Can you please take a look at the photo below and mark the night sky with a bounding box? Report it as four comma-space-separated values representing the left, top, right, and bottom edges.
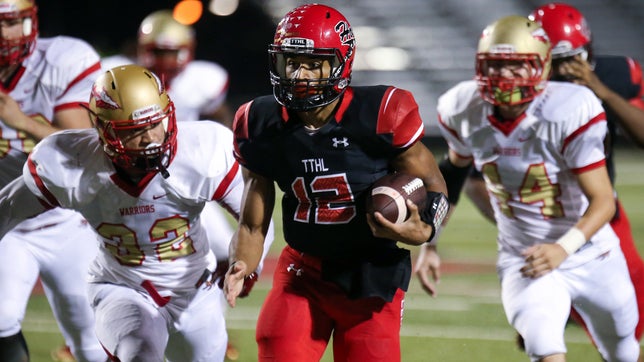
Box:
37, 0, 276, 109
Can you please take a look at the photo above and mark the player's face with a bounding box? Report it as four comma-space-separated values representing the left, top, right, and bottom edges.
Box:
285, 55, 331, 98
114, 120, 166, 152
0, 18, 23, 41
483, 59, 531, 80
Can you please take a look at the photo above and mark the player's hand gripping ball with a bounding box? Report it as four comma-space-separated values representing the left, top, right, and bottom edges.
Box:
366, 173, 427, 224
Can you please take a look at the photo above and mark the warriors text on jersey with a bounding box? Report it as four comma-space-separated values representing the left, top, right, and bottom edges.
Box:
438, 80, 618, 267
23, 121, 243, 294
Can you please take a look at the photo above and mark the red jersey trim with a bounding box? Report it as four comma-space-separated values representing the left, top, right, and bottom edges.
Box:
376, 87, 424, 147
626, 56, 644, 100
110, 171, 157, 198
570, 159, 606, 174
626, 57, 644, 93
27, 156, 60, 208
334, 87, 354, 123
212, 161, 240, 201
561, 112, 606, 153
54, 101, 90, 113
140, 280, 171, 307
232, 101, 252, 164
487, 113, 526, 137
58, 61, 101, 99
437, 114, 463, 143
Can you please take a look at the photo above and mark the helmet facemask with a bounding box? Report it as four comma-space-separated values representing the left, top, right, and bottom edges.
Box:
269, 44, 348, 111
89, 65, 178, 178
137, 10, 194, 85
476, 53, 547, 106
475, 15, 551, 107
0, 3, 37, 66
93, 102, 177, 178
269, 4, 355, 112
138, 45, 192, 85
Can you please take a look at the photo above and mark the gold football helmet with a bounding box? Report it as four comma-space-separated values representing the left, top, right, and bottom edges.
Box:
137, 10, 195, 84
88, 64, 177, 176
0, 0, 38, 66
475, 15, 551, 106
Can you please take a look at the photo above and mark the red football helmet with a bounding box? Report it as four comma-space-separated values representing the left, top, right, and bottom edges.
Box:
475, 15, 551, 106
269, 3, 356, 111
137, 10, 195, 85
528, 3, 592, 60
0, 0, 38, 66
88, 64, 177, 176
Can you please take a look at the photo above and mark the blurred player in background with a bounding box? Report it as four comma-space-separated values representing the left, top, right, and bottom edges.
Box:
529, 2, 644, 342
224, 4, 448, 361
0, 1, 106, 361
416, 15, 641, 361
461, 3, 644, 351
0, 64, 245, 361
100, 11, 273, 360
102, 9, 233, 127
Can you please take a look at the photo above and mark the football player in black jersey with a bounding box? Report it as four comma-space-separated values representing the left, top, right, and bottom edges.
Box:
223, 4, 448, 362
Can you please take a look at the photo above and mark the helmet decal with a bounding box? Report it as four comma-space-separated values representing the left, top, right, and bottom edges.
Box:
531, 28, 550, 45
89, 64, 178, 175
335, 20, 355, 70
91, 86, 121, 110
132, 104, 162, 120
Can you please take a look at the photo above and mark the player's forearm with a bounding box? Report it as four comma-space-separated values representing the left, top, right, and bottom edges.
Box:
601, 91, 644, 147
0, 177, 47, 239
10, 114, 62, 142
575, 193, 616, 240
229, 226, 266, 275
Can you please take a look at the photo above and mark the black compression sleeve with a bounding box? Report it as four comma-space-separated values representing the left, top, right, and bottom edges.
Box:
438, 156, 471, 205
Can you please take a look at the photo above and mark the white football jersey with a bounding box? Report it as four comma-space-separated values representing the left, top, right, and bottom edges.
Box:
0, 36, 100, 228
438, 80, 618, 267
0, 36, 100, 186
23, 121, 244, 293
100, 56, 229, 122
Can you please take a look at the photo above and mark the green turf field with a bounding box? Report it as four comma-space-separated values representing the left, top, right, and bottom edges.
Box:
23, 147, 644, 361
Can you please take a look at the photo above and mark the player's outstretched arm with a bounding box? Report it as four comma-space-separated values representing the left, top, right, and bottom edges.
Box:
224, 168, 275, 307
0, 177, 48, 239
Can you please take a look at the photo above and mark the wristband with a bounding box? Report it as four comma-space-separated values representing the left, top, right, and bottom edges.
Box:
420, 191, 449, 243
556, 227, 586, 255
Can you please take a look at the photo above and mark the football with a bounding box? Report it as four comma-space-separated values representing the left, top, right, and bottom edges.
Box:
366, 172, 427, 224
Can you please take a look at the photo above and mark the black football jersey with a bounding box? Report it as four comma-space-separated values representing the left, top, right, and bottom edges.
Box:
234, 85, 425, 259
593, 55, 644, 183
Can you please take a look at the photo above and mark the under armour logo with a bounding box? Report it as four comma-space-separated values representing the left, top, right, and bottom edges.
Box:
332, 137, 349, 148
287, 263, 303, 276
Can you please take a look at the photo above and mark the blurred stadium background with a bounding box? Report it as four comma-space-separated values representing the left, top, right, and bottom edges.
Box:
38, 0, 644, 136
26, 1, 644, 361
